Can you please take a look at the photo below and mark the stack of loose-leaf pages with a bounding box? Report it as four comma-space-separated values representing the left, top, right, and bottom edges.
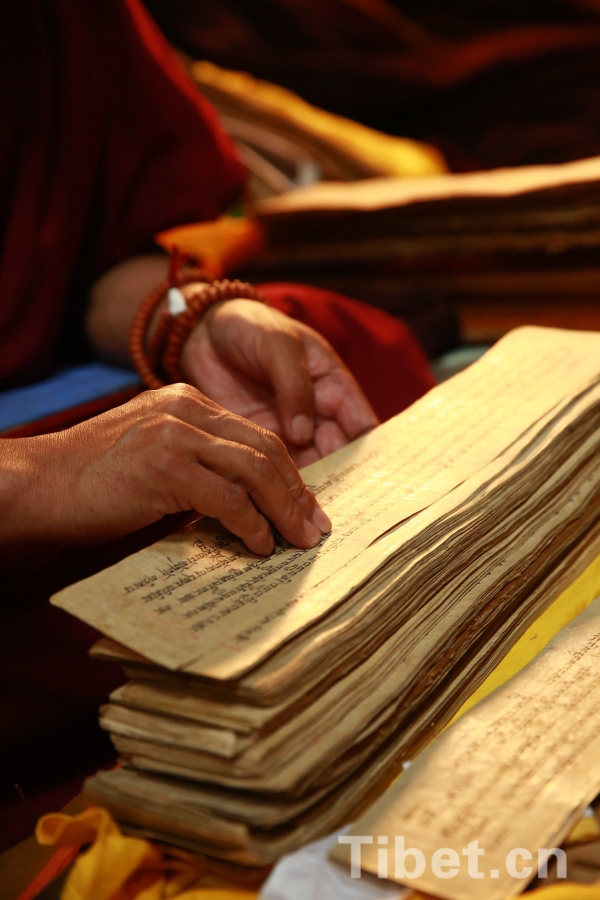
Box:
52, 327, 600, 871
245, 156, 600, 342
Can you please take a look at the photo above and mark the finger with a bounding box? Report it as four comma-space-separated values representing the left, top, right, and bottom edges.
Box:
211, 417, 332, 535
314, 419, 349, 458
136, 412, 274, 556
291, 444, 321, 468
199, 299, 315, 444
335, 374, 379, 440
155, 385, 331, 534
314, 369, 379, 441
257, 331, 316, 446
191, 431, 326, 549
296, 331, 379, 440
185, 464, 275, 556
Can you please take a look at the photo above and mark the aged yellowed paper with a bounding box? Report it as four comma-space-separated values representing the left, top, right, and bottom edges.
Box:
255, 154, 600, 216
333, 597, 600, 900
52, 328, 600, 675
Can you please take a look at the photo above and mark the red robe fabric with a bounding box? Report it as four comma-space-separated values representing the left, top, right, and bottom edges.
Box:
0, 0, 433, 411
0, 0, 246, 386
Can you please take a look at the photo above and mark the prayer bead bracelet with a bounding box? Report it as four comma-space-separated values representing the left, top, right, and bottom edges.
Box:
129, 254, 264, 390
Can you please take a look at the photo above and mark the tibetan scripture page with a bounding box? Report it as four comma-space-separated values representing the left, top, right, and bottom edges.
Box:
52, 328, 600, 678
332, 597, 600, 900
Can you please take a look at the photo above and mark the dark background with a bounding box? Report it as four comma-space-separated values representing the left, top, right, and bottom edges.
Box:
144, 0, 600, 171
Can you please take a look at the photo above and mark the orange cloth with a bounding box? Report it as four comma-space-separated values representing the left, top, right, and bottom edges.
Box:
156, 218, 265, 281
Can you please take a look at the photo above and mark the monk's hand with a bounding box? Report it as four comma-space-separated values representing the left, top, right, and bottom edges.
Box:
0, 385, 331, 553
180, 297, 379, 466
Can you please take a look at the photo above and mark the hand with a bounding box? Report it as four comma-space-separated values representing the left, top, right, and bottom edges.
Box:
0, 385, 331, 554
180, 296, 379, 466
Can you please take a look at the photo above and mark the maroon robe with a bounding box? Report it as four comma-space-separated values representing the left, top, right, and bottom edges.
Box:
0, 0, 433, 415
0, 0, 246, 385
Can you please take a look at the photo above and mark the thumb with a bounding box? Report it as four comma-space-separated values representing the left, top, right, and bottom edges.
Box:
263, 332, 315, 445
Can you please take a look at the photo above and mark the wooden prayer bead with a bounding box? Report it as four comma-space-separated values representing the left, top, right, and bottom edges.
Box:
128, 253, 264, 389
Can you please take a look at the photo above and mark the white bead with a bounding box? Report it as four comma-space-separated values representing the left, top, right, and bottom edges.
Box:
168, 287, 187, 316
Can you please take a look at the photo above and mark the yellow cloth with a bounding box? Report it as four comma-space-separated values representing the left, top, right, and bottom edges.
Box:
566, 816, 600, 846
412, 887, 600, 900
36, 553, 600, 900
524, 889, 600, 899
36, 807, 257, 900
191, 60, 447, 180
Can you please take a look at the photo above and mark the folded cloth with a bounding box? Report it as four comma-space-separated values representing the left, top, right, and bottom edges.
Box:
35, 806, 257, 900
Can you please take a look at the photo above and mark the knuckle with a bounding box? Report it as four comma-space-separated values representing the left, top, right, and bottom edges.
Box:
207, 407, 234, 428
221, 481, 249, 515
151, 447, 180, 476
146, 417, 186, 467
131, 389, 161, 415
258, 427, 288, 461
158, 383, 203, 415
247, 448, 276, 482
155, 414, 185, 444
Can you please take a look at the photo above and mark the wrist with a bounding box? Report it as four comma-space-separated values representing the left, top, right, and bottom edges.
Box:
128, 250, 264, 390
178, 300, 223, 384
86, 254, 170, 367
179, 321, 203, 385
0, 435, 69, 543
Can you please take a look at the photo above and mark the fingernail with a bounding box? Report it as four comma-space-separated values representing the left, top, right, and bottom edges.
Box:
291, 414, 314, 443
268, 530, 275, 553
311, 506, 332, 534
304, 518, 321, 547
